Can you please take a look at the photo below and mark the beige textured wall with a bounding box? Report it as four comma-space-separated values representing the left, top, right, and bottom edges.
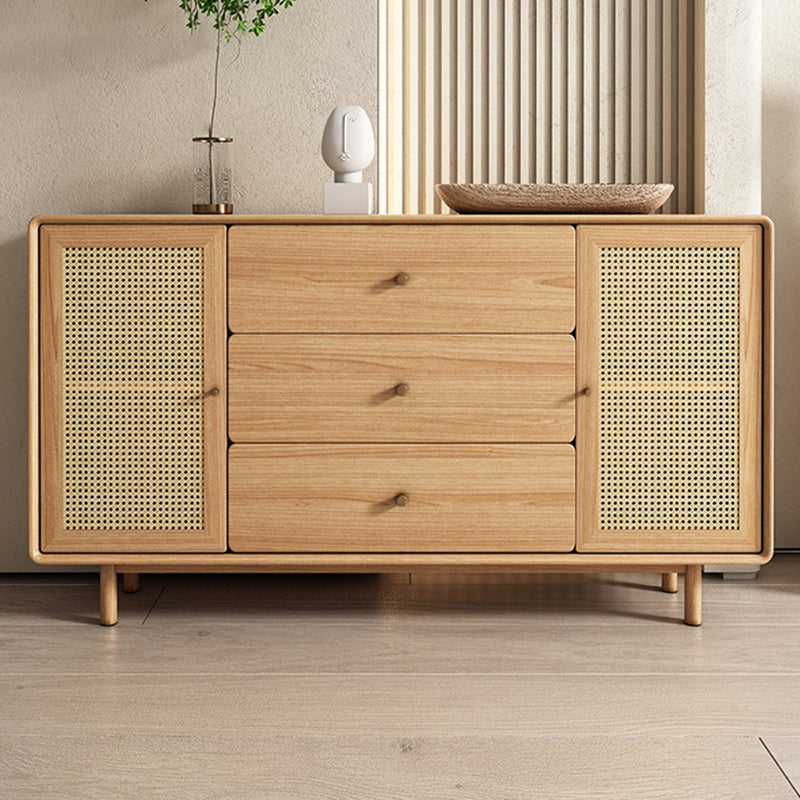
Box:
705, 0, 761, 214
0, 0, 377, 570
763, 0, 800, 548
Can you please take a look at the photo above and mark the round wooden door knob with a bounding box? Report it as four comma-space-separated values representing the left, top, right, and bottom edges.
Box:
394, 493, 410, 507
394, 272, 410, 285
394, 382, 410, 396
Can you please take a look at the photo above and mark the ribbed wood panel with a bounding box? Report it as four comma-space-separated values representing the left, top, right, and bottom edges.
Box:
380, 0, 702, 214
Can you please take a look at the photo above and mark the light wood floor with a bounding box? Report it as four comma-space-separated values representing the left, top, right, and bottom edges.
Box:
2, 556, 800, 799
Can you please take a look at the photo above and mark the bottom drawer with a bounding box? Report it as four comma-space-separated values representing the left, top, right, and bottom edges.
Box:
228, 444, 575, 553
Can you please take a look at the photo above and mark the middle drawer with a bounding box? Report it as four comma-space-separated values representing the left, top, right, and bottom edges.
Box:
229, 334, 575, 443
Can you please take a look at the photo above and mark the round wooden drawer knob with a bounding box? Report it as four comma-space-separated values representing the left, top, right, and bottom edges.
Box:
394, 272, 410, 285
394, 493, 410, 507
394, 382, 410, 396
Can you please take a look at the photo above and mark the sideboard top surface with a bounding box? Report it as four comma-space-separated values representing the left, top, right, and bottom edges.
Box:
28, 213, 775, 232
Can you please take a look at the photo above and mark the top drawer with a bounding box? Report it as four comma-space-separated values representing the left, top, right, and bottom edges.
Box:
228, 225, 575, 333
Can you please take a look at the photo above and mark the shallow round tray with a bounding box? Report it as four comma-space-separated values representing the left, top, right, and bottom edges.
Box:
435, 183, 674, 214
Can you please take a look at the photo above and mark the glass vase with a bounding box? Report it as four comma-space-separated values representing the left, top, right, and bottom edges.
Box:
192, 136, 233, 214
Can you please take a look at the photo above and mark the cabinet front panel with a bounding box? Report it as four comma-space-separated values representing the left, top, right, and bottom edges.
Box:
228, 225, 575, 333
228, 334, 575, 443
39, 226, 227, 553
577, 225, 762, 553
229, 444, 575, 552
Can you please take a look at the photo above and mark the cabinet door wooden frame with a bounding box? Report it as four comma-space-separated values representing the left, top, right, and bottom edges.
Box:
37, 225, 227, 554
577, 225, 763, 554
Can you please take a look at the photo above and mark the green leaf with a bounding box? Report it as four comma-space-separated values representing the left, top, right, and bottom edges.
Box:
155, 0, 295, 39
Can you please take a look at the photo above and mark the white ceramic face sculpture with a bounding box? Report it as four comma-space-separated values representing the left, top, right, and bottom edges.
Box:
321, 105, 375, 183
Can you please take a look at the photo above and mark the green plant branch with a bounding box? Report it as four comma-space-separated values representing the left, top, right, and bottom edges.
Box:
206, 16, 221, 203
209, 7, 221, 137
175, 0, 295, 40
146, 0, 296, 205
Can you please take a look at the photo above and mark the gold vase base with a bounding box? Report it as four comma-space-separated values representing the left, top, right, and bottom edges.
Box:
193, 203, 233, 215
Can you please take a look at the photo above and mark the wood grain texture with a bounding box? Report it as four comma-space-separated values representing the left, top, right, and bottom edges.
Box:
0, 580, 163, 626
28, 213, 774, 227
661, 571, 678, 592
10, 611, 800, 673
27, 551, 766, 568
29, 215, 774, 586
37, 225, 227, 554
5, 672, 800, 736
2, 555, 800, 634
4, 556, 800, 797
142, 569, 800, 626
227, 224, 576, 333
684, 563, 702, 626
28, 219, 41, 564
98, 565, 117, 626
228, 334, 575, 443
1, 736, 794, 800
577, 224, 764, 555
762, 217, 776, 568
762, 738, 800, 796
228, 444, 575, 552
135, 568, 800, 626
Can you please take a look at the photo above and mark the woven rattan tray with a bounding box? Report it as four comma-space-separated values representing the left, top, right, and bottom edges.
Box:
435, 182, 674, 214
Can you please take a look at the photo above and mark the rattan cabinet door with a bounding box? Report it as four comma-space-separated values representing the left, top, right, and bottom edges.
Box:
577, 225, 763, 553
38, 226, 227, 553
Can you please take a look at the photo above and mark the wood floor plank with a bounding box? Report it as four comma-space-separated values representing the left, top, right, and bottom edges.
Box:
6, 570, 799, 626
146, 572, 800, 626
410, 556, 800, 585
3, 673, 800, 737
761, 738, 800, 795
0, 735, 794, 800
2, 559, 799, 798
2, 620, 800, 675
156, 572, 415, 605
0, 582, 164, 626
144, 572, 692, 626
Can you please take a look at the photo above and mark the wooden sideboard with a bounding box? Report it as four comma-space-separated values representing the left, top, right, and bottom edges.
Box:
29, 214, 774, 625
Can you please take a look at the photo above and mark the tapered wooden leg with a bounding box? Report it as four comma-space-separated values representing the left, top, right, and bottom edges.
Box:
99, 565, 118, 627
661, 572, 678, 593
684, 565, 702, 626
122, 572, 140, 593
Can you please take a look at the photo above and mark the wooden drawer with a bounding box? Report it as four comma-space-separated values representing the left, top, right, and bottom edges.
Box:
228, 444, 575, 552
228, 334, 575, 443
228, 225, 575, 333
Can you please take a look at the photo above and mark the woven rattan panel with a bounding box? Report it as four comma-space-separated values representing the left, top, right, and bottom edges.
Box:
598, 246, 739, 531
63, 247, 204, 530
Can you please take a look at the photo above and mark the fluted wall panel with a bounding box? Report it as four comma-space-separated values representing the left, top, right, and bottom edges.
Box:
380, 0, 702, 214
